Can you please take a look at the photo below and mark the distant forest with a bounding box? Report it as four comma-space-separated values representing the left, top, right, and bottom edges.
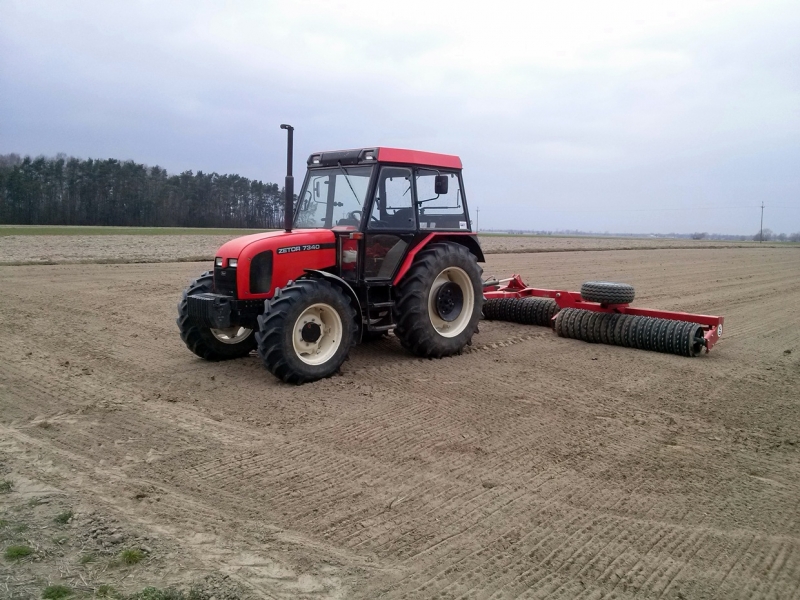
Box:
487, 228, 800, 242
2, 153, 797, 240
0, 153, 285, 228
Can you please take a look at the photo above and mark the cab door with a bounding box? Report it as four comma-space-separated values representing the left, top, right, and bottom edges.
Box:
363, 166, 416, 281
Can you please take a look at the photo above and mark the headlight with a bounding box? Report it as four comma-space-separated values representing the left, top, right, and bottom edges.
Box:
215, 257, 223, 267
228, 258, 238, 268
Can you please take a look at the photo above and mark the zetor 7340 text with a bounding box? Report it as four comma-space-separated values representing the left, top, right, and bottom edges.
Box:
177, 126, 485, 384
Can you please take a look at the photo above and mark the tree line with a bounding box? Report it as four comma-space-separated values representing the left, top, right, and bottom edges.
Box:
0, 153, 286, 228
3, 153, 797, 239
491, 228, 800, 241
746, 229, 800, 242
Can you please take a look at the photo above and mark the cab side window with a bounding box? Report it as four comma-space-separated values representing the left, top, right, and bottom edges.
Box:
368, 167, 415, 230
415, 170, 468, 230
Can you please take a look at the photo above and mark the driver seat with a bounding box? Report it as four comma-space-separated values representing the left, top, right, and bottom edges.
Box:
376, 239, 408, 279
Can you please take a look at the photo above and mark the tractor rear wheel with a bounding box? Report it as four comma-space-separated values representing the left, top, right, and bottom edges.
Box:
394, 242, 483, 358
177, 271, 257, 360
256, 279, 356, 384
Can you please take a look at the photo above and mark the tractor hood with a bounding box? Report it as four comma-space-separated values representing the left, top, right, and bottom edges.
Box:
215, 229, 338, 300
215, 229, 336, 260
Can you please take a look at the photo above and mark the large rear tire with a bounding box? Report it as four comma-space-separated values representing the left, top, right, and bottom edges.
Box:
177, 271, 256, 360
256, 279, 356, 384
394, 242, 483, 358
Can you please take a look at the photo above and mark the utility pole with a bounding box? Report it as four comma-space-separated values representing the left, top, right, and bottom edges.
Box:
760, 201, 764, 243
476, 206, 480, 233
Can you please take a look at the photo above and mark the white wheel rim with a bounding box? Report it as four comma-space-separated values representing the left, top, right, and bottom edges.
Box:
210, 326, 253, 344
427, 266, 474, 338
292, 303, 343, 366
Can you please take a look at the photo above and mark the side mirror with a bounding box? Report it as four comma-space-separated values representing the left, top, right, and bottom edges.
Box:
434, 175, 449, 195
314, 180, 320, 198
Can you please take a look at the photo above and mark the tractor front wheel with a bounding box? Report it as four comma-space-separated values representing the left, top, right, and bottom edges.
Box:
177, 271, 257, 360
256, 279, 356, 384
395, 242, 483, 358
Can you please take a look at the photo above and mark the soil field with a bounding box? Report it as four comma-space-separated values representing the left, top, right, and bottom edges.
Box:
0, 232, 789, 266
1, 243, 799, 599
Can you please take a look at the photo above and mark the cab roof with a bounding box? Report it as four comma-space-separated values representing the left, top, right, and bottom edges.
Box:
307, 147, 462, 170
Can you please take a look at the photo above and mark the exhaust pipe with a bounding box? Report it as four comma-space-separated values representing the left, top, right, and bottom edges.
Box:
280, 124, 294, 233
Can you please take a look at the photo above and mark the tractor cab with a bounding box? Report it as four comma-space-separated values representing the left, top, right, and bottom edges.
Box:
293, 147, 475, 285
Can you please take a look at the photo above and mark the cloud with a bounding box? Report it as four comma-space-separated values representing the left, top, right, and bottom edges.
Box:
1, 0, 798, 233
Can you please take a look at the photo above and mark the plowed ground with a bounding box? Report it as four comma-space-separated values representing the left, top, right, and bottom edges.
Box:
1, 245, 799, 599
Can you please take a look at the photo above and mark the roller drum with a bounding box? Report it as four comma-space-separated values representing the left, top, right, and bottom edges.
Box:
518, 298, 530, 324
685, 323, 705, 357
581, 312, 593, 343
501, 298, 515, 321
568, 308, 582, 339
482, 296, 560, 327
545, 298, 559, 325
483, 298, 500, 320
626, 316, 641, 349
553, 308, 706, 357
592, 313, 605, 344
519, 299, 529, 322
619, 314, 635, 348
556, 307, 579, 339
554, 307, 568, 337
525, 298, 558, 326
651, 318, 667, 353
531, 299, 543, 326
664, 320, 678, 355
510, 298, 522, 322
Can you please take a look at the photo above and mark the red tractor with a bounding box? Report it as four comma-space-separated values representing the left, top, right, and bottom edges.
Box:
178, 125, 484, 383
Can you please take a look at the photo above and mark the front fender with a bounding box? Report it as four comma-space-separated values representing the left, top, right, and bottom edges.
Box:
302, 270, 363, 322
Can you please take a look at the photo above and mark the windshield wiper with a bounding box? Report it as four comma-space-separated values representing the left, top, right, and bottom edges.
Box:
337, 162, 361, 206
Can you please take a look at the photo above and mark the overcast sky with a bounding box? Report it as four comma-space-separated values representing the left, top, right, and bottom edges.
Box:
1, 0, 798, 234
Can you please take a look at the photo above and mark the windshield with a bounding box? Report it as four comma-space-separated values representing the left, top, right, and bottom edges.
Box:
294, 166, 374, 229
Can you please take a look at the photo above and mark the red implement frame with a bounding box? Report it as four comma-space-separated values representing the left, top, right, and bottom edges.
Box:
483, 275, 724, 352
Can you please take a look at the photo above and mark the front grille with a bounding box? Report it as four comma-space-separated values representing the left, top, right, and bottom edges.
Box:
249, 250, 273, 294
214, 266, 237, 297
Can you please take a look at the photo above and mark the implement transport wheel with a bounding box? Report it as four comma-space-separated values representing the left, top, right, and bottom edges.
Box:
395, 242, 483, 358
177, 271, 256, 360
580, 281, 635, 305
256, 279, 356, 384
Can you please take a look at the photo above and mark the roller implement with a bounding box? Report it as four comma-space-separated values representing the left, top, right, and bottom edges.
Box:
177, 125, 723, 384
483, 275, 724, 356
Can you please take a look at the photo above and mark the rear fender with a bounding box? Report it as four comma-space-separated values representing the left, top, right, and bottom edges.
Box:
393, 233, 484, 285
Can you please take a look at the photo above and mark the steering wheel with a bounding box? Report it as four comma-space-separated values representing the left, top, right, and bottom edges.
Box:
345, 209, 392, 229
